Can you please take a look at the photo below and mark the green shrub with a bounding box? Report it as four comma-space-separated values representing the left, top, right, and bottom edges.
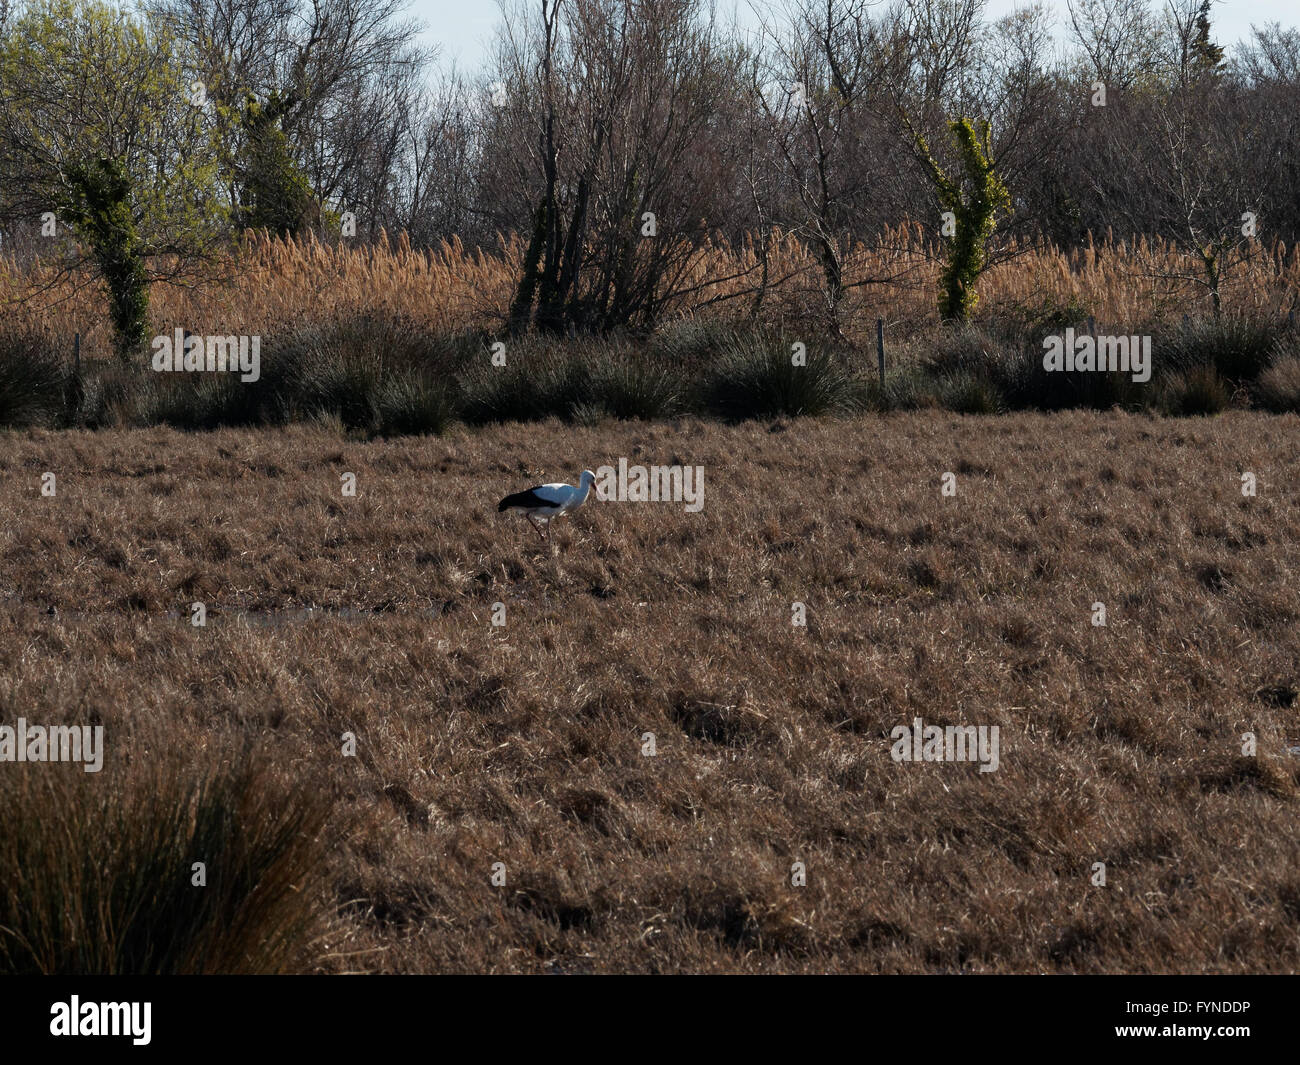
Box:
912, 117, 1011, 321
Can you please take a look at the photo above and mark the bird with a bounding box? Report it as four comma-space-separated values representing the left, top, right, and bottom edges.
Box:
497, 470, 597, 543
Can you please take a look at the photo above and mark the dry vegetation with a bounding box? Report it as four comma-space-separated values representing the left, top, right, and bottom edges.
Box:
2, 411, 1299, 972
5, 229, 1300, 358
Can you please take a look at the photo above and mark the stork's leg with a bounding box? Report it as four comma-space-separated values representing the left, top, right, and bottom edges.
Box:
527, 515, 546, 542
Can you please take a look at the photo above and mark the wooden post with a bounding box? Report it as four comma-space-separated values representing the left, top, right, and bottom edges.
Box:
73, 332, 80, 373
876, 318, 885, 390
1087, 316, 1095, 336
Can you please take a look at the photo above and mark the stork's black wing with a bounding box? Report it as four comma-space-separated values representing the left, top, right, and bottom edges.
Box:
498, 488, 550, 512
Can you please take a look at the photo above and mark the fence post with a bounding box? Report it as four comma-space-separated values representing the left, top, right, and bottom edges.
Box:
1087, 316, 1095, 337
876, 318, 885, 390
73, 332, 80, 374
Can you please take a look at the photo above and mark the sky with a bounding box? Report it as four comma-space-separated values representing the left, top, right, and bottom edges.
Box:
408, 0, 1300, 72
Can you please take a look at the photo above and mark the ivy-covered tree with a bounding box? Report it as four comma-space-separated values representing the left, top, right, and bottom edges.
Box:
60, 159, 152, 352
150, 0, 431, 244
0, 0, 226, 356
911, 117, 1011, 322
238, 91, 318, 236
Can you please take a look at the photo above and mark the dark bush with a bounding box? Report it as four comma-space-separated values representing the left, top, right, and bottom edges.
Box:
1158, 316, 1282, 383
1162, 365, 1231, 415
0, 327, 69, 428
704, 330, 855, 419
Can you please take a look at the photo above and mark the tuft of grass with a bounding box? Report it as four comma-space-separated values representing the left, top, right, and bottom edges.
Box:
936, 371, 1004, 414
0, 755, 334, 975
140, 315, 457, 434
1255, 340, 1300, 413
142, 373, 249, 430
593, 358, 686, 420
1161, 365, 1232, 416
1021, 293, 1092, 333
376, 372, 456, 436
704, 329, 855, 420
567, 399, 611, 426
918, 325, 1071, 411
74, 360, 146, 427
920, 323, 1017, 379
872, 367, 944, 411
649, 316, 743, 368
0, 326, 69, 428
458, 337, 593, 424
1159, 316, 1282, 383
21, 309, 1300, 432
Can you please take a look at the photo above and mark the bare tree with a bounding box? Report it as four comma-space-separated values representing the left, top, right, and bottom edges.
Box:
749, 2, 883, 328
491, 0, 744, 334
1065, 0, 1163, 92
1079, 1, 1255, 314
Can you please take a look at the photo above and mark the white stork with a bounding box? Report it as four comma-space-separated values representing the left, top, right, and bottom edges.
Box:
497, 470, 597, 542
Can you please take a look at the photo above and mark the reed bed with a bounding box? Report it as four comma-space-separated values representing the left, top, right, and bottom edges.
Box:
3, 229, 1298, 361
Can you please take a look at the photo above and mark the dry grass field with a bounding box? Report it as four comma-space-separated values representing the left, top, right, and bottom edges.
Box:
2, 410, 1299, 973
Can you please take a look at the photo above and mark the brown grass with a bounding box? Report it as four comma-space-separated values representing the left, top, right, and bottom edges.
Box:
2, 411, 1299, 972
4, 228, 1299, 360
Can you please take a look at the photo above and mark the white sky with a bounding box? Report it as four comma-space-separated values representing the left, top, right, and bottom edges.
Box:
409, 0, 1300, 70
